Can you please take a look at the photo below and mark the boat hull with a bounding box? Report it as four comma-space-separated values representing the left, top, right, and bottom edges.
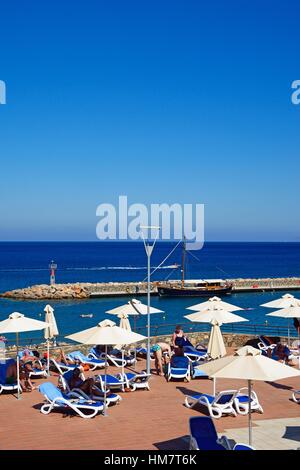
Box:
157, 286, 232, 297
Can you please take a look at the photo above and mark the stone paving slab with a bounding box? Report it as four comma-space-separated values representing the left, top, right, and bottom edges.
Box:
223, 417, 300, 450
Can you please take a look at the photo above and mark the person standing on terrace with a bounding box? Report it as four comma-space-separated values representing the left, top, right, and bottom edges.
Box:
171, 325, 193, 350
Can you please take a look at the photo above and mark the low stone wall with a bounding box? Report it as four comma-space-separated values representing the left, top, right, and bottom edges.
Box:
4, 332, 290, 358
150, 331, 258, 348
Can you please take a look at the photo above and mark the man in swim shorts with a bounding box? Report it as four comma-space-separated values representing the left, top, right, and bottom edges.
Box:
151, 342, 171, 376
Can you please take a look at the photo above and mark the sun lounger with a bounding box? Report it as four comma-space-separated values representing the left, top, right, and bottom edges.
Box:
234, 387, 263, 415
18, 351, 48, 378
96, 373, 127, 392
49, 358, 80, 375
118, 372, 151, 391
185, 390, 238, 418
59, 370, 121, 405
135, 347, 156, 360
0, 359, 22, 395
167, 355, 191, 382
67, 350, 105, 371
257, 336, 277, 352
39, 382, 104, 418
27, 360, 48, 379
292, 390, 300, 403
233, 443, 255, 450
191, 361, 209, 379
183, 345, 208, 362
189, 416, 231, 450
89, 347, 134, 368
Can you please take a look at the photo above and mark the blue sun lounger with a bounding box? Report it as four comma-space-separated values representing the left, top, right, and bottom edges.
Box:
167, 356, 191, 382
89, 347, 135, 367
18, 351, 48, 378
67, 351, 105, 371
118, 372, 151, 391
96, 374, 127, 392
292, 390, 300, 403
191, 362, 209, 380
0, 359, 22, 395
234, 387, 263, 415
49, 358, 80, 375
189, 416, 231, 450
233, 443, 255, 450
183, 346, 208, 362
185, 390, 238, 418
59, 369, 122, 405
39, 382, 104, 418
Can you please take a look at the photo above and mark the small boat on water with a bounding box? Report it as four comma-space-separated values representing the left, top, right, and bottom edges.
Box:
157, 238, 233, 298
80, 314, 93, 318
157, 279, 233, 297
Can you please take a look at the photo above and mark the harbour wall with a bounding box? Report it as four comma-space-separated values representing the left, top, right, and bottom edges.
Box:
1, 277, 300, 300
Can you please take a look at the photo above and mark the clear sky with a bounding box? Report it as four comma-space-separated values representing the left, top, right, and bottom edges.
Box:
0, 0, 299, 241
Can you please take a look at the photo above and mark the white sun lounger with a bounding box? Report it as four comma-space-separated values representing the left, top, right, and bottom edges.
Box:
39, 382, 104, 419
185, 390, 238, 418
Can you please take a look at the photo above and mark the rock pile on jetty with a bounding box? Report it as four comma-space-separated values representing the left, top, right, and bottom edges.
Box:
0, 283, 90, 300
0, 281, 153, 299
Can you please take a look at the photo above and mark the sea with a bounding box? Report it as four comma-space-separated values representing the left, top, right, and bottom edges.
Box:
0, 241, 300, 346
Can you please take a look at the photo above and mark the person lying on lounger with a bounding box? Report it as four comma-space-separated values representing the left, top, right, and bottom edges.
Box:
56, 348, 79, 366
20, 349, 45, 373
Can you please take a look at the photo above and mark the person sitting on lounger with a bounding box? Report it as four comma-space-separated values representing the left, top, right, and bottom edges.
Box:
67, 367, 105, 397
269, 343, 298, 366
20, 349, 45, 372
6, 360, 35, 391
170, 346, 190, 369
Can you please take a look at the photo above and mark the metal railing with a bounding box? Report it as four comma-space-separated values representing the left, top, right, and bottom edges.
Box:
134, 322, 294, 339
3, 322, 295, 350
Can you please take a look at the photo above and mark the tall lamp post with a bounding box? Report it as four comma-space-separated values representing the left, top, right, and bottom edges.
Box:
140, 226, 160, 375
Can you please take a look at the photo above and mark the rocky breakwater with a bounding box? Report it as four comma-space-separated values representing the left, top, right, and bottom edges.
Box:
0, 281, 156, 299
0, 283, 90, 300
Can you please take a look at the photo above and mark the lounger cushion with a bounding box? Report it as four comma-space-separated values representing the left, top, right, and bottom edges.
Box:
217, 394, 235, 404
170, 368, 189, 376
192, 368, 208, 378
190, 417, 225, 450
236, 395, 254, 404
98, 374, 122, 384
170, 356, 189, 368
39, 382, 69, 405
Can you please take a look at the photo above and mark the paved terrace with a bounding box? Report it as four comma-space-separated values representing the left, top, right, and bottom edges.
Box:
1, 356, 300, 450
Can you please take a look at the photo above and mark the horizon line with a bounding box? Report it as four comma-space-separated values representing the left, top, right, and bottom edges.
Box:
0, 240, 299, 243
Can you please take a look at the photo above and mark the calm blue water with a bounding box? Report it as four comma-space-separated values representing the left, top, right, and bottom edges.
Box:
0, 242, 299, 345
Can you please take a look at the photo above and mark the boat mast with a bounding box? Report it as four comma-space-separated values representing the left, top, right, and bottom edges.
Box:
181, 236, 186, 288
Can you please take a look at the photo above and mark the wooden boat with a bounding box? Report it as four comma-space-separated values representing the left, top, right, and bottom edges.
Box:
157, 238, 232, 297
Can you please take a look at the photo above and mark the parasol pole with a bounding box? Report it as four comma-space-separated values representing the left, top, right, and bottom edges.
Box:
248, 379, 252, 446
16, 332, 21, 400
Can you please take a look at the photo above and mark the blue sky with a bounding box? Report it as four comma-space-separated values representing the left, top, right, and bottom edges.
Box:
0, 0, 299, 241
